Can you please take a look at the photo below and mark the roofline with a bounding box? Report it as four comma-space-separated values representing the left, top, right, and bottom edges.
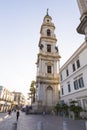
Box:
60, 41, 87, 71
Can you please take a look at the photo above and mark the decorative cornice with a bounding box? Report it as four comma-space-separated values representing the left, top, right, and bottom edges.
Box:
36, 77, 59, 85
40, 23, 55, 33
36, 75, 59, 80
38, 53, 61, 59
39, 36, 57, 45
77, 15, 87, 34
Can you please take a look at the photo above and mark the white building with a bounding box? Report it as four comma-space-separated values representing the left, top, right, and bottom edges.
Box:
0, 86, 14, 112
36, 10, 61, 112
60, 0, 87, 111
60, 42, 87, 110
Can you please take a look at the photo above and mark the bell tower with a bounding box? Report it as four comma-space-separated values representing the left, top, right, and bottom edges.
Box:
36, 10, 61, 112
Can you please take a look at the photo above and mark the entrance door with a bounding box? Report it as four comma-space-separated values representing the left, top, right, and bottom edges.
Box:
46, 86, 53, 106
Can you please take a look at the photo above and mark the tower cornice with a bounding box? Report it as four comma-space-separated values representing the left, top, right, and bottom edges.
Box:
36, 76, 59, 84
39, 36, 57, 46
40, 23, 55, 34
38, 53, 61, 59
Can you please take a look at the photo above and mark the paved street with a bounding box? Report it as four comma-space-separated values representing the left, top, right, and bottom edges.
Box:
0, 112, 86, 130
17, 113, 63, 130
0, 112, 16, 130
17, 112, 86, 130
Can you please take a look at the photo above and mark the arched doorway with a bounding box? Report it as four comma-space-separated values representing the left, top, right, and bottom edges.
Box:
46, 86, 53, 107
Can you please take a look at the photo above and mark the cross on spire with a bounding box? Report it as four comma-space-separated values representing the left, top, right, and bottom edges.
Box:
46, 8, 49, 15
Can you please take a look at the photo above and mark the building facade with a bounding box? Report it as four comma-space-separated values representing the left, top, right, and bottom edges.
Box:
0, 85, 26, 112
60, 42, 87, 111
60, 0, 87, 111
36, 11, 61, 112
13, 92, 26, 109
0, 86, 14, 112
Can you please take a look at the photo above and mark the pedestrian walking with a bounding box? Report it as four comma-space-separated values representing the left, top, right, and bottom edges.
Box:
42, 111, 45, 116
16, 110, 20, 121
8, 109, 11, 115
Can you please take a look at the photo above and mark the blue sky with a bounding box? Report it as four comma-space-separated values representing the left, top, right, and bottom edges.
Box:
0, 0, 84, 97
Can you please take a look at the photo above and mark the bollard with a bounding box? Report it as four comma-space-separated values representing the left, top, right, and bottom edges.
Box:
12, 122, 17, 130
37, 121, 43, 130
63, 121, 68, 130
85, 121, 87, 130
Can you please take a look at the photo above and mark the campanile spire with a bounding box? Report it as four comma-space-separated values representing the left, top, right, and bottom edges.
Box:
36, 12, 61, 112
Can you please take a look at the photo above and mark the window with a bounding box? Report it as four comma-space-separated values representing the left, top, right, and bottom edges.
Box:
61, 87, 64, 95
72, 63, 76, 72
60, 74, 63, 81
47, 66, 51, 73
47, 29, 51, 36
68, 83, 71, 92
66, 69, 69, 76
78, 77, 84, 88
76, 59, 80, 69
74, 80, 79, 90
74, 77, 84, 90
47, 44, 51, 52
72, 60, 80, 72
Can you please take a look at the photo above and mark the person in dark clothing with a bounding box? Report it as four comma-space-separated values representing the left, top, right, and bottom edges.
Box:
16, 110, 20, 121
8, 109, 11, 115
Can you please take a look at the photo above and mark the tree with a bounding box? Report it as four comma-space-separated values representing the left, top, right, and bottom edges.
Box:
61, 103, 69, 116
54, 103, 61, 115
29, 80, 36, 103
54, 103, 69, 116
69, 100, 83, 119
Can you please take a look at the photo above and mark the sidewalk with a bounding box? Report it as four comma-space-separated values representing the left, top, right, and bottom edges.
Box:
17, 112, 86, 130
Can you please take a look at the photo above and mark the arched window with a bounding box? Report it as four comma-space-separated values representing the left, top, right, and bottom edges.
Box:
47, 29, 51, 36
47, 44, 51, 52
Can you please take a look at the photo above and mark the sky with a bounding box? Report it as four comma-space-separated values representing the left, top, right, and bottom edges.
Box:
0, 0, 85, 98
